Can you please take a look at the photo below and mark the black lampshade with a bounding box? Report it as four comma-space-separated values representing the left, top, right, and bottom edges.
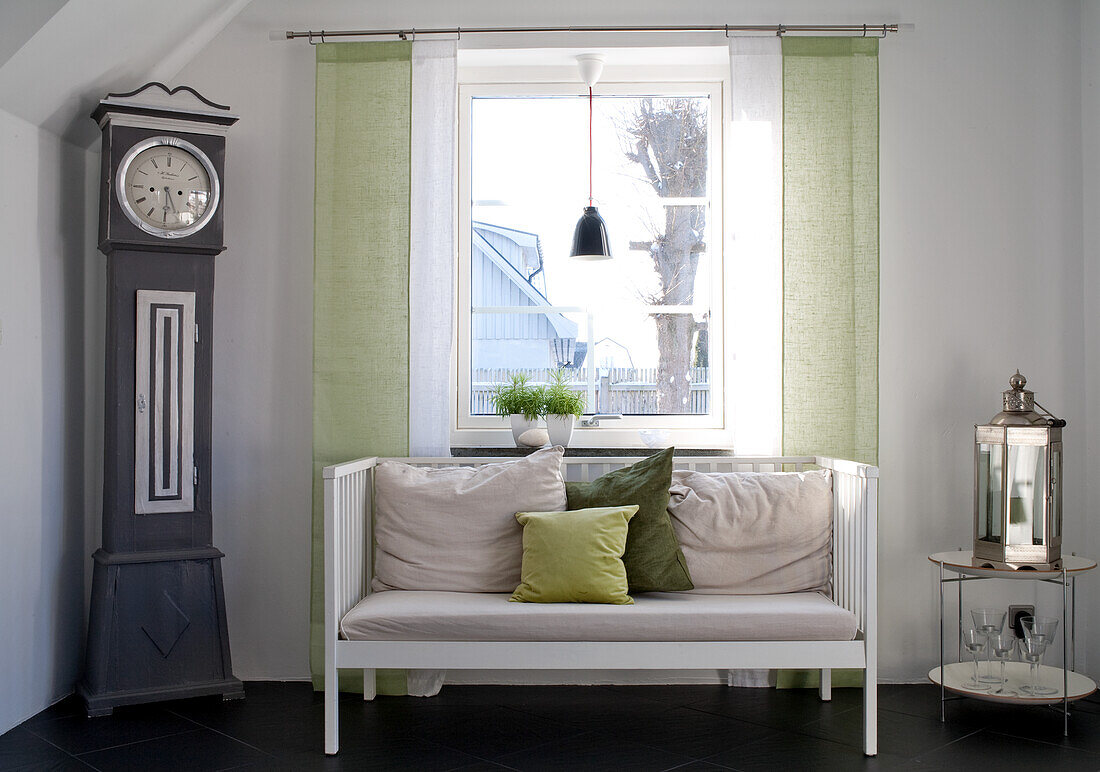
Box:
570, 206, 612, 260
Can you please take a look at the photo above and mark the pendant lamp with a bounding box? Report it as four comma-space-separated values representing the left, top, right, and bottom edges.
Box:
570, 55, 612, 260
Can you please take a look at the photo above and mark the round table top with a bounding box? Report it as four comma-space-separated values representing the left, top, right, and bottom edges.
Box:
928, 550, 1096, 578
929, 662, 1096, 704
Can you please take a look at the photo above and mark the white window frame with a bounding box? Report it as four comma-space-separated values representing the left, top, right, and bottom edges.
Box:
454, 71, 733, 449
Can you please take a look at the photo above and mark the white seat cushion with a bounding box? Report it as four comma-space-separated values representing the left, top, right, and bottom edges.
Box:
340, 590, 858, 642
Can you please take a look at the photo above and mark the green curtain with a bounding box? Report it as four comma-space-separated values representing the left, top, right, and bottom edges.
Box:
777, 37, 878, 691
311, 41, 412, 694
781, 37, 879, 466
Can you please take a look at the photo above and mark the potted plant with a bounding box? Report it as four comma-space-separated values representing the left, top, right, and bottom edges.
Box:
490, 373, 546, 446
542, 368, 586, 448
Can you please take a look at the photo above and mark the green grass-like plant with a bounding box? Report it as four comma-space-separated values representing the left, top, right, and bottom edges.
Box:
490, 373, 545, 420
542, 368, 586, 418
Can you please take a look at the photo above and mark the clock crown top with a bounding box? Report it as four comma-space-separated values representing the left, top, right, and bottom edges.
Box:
92, 82, 239, 129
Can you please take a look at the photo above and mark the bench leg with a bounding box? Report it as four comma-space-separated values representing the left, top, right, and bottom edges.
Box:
325, 661, 339, 755
363, 669, 376, 700
819, 668, 832, 701
863, 669, 877, 756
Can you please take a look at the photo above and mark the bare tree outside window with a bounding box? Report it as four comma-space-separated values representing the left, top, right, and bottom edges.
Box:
620, 98, 709, 414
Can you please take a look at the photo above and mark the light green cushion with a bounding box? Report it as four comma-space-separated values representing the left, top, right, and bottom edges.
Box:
510, 506, 638, 604
565, 448, 694, 593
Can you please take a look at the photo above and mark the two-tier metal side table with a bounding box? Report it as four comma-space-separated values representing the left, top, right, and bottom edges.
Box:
928, 550, 1097, 736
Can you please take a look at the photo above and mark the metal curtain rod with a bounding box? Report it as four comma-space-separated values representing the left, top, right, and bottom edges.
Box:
284, 24, 898, 43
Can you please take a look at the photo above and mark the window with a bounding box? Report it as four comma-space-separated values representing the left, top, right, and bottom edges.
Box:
456, 62, 733, 447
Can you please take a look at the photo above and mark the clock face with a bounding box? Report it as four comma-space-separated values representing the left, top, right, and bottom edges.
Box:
116, 137, 219, 238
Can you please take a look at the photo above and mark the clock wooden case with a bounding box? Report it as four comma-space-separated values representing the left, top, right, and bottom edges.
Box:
99, 126, 225, 251
80, 83, 243, 716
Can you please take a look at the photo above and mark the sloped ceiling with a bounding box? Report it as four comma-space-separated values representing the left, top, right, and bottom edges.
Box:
0, 0, 252, 146
0, 0, 69, 71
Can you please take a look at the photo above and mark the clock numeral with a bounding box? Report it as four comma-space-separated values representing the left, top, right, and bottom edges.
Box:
188, 176, 197, 181
166, 154, 172, 168
136, 196, 146, 203
132, 183, 143, 188
137, 169, 148, 175
146, 207, 155, 217
151, 158, 159, 169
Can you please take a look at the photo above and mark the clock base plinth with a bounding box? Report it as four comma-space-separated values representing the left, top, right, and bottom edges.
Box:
80, 548, 242, 717
79, 676, 245, 718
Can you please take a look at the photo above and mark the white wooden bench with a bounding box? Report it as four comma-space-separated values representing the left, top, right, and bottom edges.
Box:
323, 455, 878, 756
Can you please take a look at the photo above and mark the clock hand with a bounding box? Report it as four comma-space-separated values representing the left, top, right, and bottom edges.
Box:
164, 186, 178, 213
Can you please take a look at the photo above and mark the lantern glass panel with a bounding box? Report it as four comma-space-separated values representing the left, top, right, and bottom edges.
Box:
1051, 445, 1062, 540
977, 443, 1003, 544
1007, 444, 1046, 546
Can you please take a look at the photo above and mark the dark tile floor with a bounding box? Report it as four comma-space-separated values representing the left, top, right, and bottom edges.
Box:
3, 682, 1100, 771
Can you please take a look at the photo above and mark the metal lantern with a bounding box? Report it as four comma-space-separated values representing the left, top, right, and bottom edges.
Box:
974, 371, 1066, 570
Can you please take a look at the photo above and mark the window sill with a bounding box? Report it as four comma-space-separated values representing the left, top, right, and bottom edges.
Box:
451, 427, 734, 450
450, 446, 733, 457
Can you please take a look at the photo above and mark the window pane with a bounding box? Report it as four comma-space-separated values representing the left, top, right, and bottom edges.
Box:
470, 310, 710, 416
469, 93, 713, 418
1051, 446, 1061, 539
1007, 445, 1045, 546
976, 443, 1003, 544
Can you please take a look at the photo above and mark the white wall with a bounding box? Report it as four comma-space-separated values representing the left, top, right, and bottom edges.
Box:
879, 0, 1086, 678
0, 107, 91, 731
1081, 0, 1100, 698
169, 12, 318, 681
167, 0, 1090, 684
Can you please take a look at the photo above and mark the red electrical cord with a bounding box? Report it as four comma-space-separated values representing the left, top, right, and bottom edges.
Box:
588, 86, 593, 207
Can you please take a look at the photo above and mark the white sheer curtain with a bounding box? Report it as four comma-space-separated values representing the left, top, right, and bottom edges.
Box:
407, 39, 457, 697
409, 39, 456, 458
728, 37, 782, 458
727, 38, 782, 688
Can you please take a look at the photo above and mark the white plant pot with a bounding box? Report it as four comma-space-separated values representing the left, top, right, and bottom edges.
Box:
545, 414, 575, 448
509, 415, 539, 446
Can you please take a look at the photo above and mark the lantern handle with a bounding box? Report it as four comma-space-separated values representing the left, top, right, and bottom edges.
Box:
1034, 400, 1067, 428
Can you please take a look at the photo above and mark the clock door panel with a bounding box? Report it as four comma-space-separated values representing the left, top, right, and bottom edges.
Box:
135, 290, 195, 514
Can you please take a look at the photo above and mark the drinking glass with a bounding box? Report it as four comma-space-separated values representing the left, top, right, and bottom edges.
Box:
1018, 635, 1051, 696
1020, 616, 1060, 696
961, 629, 989, 690
971, 608, 1006, 683
989, 633, 1015, 695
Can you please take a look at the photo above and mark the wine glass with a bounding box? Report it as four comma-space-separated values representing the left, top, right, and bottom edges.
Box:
989, 633, 1015, 695
961, 629, 990, 690
971, 608, 1006, 683
1018, 635, 1050, 696
1020, 616, 1060, 696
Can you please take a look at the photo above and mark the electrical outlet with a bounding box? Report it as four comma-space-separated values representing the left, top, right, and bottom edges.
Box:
1008, 605, 1035, 637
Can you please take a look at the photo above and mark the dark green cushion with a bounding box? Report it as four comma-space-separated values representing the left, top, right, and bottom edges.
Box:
565, 447, 693, 593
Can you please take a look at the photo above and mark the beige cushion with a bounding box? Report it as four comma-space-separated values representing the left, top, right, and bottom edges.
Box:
372, 446, 567, 593
341, 590, 858, 642
667, 469, 832, 595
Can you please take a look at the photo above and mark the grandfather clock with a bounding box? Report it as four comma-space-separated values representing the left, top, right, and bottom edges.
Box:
80, 83, 243, 715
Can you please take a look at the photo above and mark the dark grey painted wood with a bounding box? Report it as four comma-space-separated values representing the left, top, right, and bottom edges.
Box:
99, 125, 227, 254
82, 98, 241, 716
101, 251, 213, 552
